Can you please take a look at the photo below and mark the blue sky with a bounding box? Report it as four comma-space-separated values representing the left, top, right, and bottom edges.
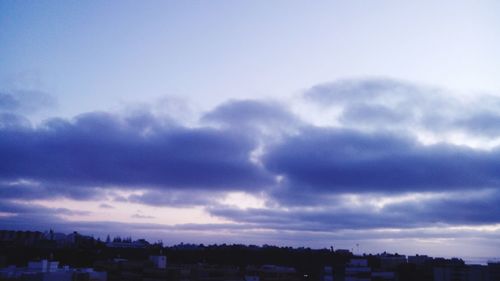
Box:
1, 1, 500, 258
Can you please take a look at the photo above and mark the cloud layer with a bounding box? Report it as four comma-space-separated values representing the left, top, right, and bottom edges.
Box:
264, 127, 500, 193
0, 112, 272, 194
1, 78, 500, 254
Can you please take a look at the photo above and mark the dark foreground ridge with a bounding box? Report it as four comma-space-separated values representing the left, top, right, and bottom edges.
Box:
0, 229, 499, 281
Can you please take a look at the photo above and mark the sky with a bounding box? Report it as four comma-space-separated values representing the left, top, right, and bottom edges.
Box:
1, 0, 500, 258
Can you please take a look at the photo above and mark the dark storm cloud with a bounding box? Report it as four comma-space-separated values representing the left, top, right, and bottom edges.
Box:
0, 111, 272, 193
263, 127, 500, 194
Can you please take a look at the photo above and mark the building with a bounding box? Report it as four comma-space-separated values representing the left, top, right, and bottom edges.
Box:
322, 266, 333, 281
489, 262, 500, 281
0, 259, 107, 281
407, 255, 431, 266
149, 255, 167, 269
467, 265, 488, 281
345, 259, 371, 281
378, 254, 406, 270
371, 271, 397, 281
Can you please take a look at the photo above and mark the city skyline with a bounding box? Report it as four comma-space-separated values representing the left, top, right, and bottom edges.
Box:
1, 1, 500, 258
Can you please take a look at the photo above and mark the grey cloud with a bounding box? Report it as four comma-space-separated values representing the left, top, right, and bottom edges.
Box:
303, 78, 500, 139
339, 103, 412, 127
202, 99, 300, 132
303, 78, 450, 133
304, 78, 438, 106
208, 206, 408, 231
0, 90, 56, 113
99, 203, 114, 209
3, 80, 500, 240
128, 190, 218, 207
0, 93, 20, 111
0, 113, 31, 129
1, 197, 499, 250
0, 111, 273, 196
454, 112, 500, 137
0, 199, 89, 217
0, 181, 105, 201
263, 127, 500, 195
208, 190, 500, 231
131, 213, 155, 219
384, 191, 500, 226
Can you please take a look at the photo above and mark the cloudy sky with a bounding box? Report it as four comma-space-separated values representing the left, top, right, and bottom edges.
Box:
1, 1, 500, 258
